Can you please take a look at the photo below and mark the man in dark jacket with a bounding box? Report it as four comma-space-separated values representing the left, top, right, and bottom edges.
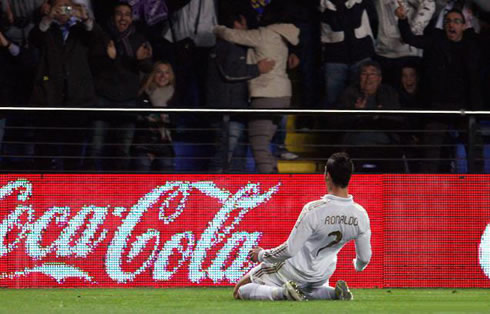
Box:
338, 60, 403, 172
89, 1, 152, 171
207, 5, 274, 173
29, 0, 100, 170
396, 5, 483, 172
397, 6, 481, 110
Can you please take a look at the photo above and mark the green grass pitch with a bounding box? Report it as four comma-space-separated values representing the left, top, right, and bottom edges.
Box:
1, 288, 489, 313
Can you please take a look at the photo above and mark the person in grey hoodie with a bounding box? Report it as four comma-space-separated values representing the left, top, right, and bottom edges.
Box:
214, 1, 299, 173
374, 0, 435, 85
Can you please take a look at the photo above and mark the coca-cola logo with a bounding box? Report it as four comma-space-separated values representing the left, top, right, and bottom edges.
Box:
0, 179, 281, 285
480, 224, 490, 279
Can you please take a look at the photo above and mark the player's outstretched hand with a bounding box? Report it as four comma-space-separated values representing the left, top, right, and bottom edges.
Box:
248, 246, 263, 263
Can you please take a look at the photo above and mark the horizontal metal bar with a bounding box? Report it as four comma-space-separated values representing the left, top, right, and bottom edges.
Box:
2, 107, 490, 115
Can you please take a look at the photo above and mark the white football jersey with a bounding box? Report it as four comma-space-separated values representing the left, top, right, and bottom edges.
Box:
258, 194, 372, 285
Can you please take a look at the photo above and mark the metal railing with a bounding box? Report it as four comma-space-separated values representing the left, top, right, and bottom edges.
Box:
0, 107, 489, 174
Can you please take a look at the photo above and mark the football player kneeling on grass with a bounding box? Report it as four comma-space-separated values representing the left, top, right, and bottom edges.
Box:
234, 152, 372, 301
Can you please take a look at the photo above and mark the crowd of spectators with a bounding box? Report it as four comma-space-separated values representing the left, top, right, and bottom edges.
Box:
0, 0, 489, 173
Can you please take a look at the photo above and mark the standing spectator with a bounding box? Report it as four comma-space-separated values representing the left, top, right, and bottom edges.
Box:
160, 0, 217, 172
214, 1, 300, 173
397, 6, 482, 109
0, 22, 35, 170
1, 0, 45, 45
163, 0, 216, 49
319, 0, 377, 107
133, 61, 176, 172
207, 3, 274, 173
338, 60, 403, 172
29, 0, 99, 171
0, 0, 43, 170
119, 0, 170, 61
374, 0, 435, 86
163, 0, 217, 108
0, 28, 20, 159
396, 6, 482, 172
285, 0, 322, 110
89, 1, 152, 172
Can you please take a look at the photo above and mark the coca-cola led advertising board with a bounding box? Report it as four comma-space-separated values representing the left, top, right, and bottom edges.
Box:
0, 175, 489, 288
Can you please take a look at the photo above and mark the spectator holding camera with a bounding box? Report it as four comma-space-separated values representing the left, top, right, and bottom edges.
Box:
88, 1, 152, 172
29, 0, 101, 171
0, 1, 43, 170
30, 0, 97, 107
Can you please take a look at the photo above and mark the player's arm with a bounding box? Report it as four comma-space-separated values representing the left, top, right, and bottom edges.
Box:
353, 215, 372, 271
256, 206, 315, 264
214, 26, 262, 48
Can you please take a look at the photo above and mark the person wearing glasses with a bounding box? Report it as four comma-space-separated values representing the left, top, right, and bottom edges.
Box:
396, 4, 482, 173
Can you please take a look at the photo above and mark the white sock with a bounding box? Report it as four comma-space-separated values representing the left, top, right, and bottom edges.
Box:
238, 283, 286, 300
307, 286, 336, 300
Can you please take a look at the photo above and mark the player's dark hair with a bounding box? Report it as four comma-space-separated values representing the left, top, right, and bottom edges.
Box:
326, 152, 354, 188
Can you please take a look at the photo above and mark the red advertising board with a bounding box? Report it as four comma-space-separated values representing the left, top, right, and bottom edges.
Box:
0, 175, 489, 288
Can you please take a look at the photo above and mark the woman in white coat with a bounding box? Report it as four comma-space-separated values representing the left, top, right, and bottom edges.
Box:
214, 2, 299, 173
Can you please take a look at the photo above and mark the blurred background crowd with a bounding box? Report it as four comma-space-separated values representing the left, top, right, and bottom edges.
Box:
0, 0, 489, 173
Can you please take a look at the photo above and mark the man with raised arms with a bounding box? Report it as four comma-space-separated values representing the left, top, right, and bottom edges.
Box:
234, 152, 372, 301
